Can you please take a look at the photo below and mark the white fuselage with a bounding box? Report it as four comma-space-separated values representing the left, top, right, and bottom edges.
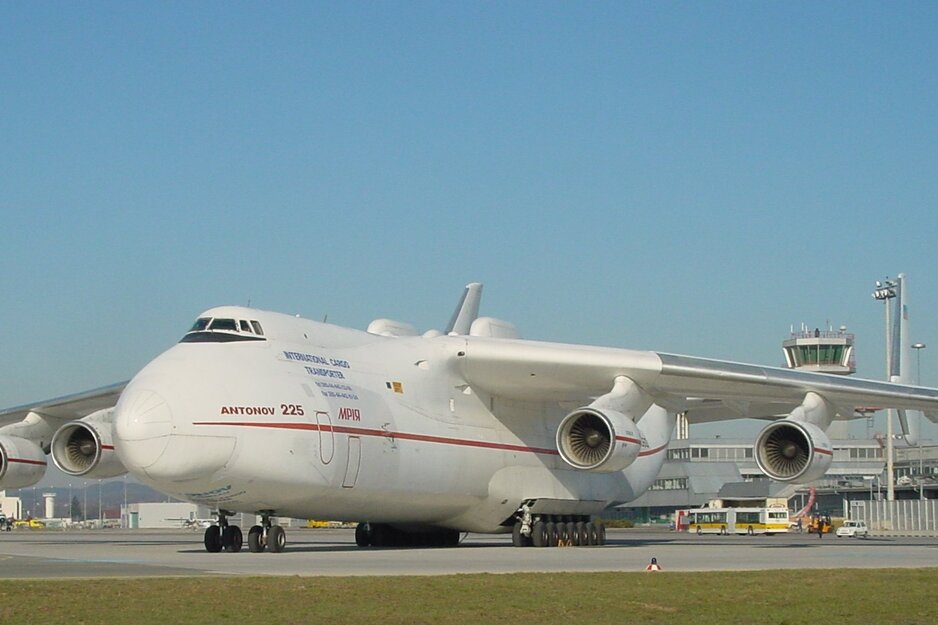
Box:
113, 306, 672, 533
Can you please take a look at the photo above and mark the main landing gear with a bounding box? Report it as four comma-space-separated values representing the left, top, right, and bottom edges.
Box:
203, 510, 287, 553
511, 514, 606, 548
354, 522, 460, 548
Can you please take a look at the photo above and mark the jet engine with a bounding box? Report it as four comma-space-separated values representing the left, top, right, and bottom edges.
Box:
51, 418, 127, 479
556, 407, 642, 472
754, 420, 833, 483
0, 435, 47, 488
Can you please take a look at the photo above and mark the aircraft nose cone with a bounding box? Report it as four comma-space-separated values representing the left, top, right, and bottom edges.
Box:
114, 387, 173, 471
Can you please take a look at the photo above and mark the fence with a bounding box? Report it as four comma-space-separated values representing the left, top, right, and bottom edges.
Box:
847, 499, 938, 534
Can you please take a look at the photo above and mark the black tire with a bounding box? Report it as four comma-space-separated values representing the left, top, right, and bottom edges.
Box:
268, 525, 286, 553
203, 525, 223, 553
511, 522, 532, 547
597, 523, 606, 546
532, 521, 548, 547
543, 522, 555, 547
247, 525, 264, 552
576, 521, 588, 546
439, 529, 460, 547
586, 522, 599, 546
355, 523, 371, 547
223, 525, 243, 552
565, 522, 577, 545
696, 526, 702, 535
747, 526, 754, 536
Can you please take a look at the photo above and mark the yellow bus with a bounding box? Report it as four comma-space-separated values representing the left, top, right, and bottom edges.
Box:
687, 507, 789, 535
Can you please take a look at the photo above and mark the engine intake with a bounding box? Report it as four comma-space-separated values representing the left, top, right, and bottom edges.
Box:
51, 420, 127, 478
755, 420, 832, 483
0, 435, 47, 488
556, 408, 642, 472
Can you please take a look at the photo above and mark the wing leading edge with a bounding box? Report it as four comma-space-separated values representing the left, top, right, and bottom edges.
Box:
0, 381, 127, 426
459, 337, 938, 421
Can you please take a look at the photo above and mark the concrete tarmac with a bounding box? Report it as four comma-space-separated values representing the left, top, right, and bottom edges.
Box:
0, 528, 936, 578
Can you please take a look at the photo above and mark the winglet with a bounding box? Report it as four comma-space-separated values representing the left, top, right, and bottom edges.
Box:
445, 283, 483, 335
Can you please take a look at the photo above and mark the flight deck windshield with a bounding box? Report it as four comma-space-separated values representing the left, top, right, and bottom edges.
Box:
180, 316, 266, 343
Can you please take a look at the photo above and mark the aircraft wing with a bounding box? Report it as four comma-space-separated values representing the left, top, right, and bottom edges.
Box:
0, 381, 127, 426
459, 338, 938, 421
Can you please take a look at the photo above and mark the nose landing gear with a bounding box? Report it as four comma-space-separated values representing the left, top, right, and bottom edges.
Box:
247, 511, 286, 553
203, 510, 286, 553
203, 510, 242, 553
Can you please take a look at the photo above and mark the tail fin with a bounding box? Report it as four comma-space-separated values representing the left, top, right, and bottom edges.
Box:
445, 283, 482, 335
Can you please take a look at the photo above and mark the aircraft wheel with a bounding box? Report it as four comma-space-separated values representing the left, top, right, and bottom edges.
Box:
511, 522, 530, 547
586, 522, 598, 545
203, 525, 223, 553
544, 522, 556, 547
597, 523, 606, 545
355, 522, 371, 547
268, 525, 286, 553
565, 522, 577, 545
223, 525, 243, 552
247, 525, 264, 552
531, 521, 548, 547
575, 521, 588, 546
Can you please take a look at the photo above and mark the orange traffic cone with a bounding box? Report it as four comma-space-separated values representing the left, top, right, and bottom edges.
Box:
645, 557, 662, 572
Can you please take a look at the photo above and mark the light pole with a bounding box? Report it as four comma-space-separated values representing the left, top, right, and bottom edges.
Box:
912, 342, 926, 499
873, 278, 898, 501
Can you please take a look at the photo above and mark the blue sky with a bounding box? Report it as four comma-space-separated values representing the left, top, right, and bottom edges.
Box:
2, 1, 938, 476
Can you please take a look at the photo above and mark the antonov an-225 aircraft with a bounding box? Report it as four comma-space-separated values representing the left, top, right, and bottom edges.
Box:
2, 284, 938, 552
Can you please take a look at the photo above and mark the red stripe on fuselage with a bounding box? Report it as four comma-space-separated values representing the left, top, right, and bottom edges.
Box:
638, 442, 668, 457
193, 421, 561, 456
814, 447, 834, 456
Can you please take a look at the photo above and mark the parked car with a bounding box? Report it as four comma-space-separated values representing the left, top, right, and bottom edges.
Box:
835, 519, 869, 538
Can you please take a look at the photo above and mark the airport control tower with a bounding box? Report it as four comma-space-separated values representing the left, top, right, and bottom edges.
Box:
674, 325, 858, 441
783, 324, 855, 438
782, 325, 855, 375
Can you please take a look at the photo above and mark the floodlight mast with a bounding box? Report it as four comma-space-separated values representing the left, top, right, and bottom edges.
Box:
872, 276, 898, 502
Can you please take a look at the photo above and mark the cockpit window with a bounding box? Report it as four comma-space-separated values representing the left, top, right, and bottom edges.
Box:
180, 316, 267, 343
208, 318, 238, 332
190, 318, 211, 332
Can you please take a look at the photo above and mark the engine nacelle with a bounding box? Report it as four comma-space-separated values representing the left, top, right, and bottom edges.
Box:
0, 435, 47, 488
755, 420, 833, 483
51, 419, 127, 479
556, 407, 643, 472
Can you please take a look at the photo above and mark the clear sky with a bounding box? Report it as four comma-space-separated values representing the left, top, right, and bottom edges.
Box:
2, 1, 938, 488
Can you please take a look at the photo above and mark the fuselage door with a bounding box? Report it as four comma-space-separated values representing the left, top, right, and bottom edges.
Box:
342, 436, 362, 488
315, 410, 335, 464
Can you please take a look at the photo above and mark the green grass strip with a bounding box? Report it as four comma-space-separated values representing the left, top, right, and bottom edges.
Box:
2, 569, 937, 624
